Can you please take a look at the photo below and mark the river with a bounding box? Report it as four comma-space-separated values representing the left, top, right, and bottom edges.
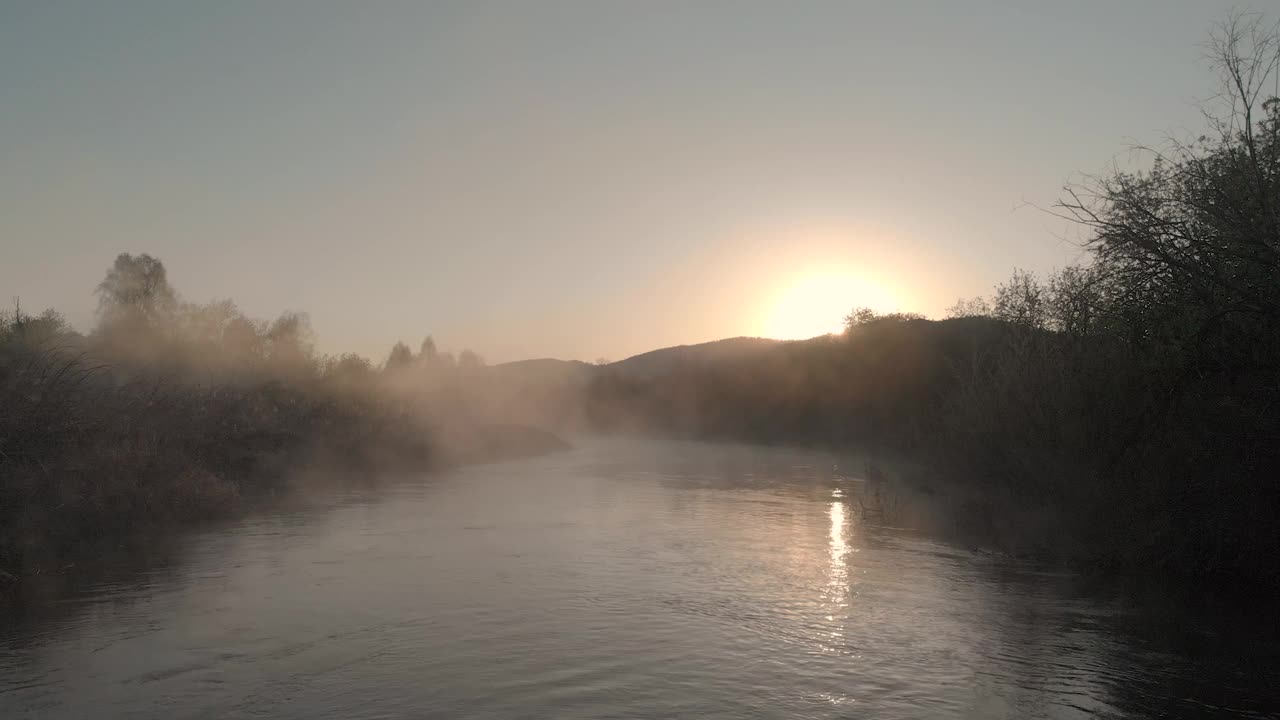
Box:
1, 438, 1276, 718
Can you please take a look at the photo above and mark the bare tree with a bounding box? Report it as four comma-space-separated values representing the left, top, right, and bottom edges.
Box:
993, 269, 1047, 329
946, 296, 992, 319
1055, 11, 1280, 341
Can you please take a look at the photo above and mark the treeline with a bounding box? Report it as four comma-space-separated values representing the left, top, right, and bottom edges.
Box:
587, 16, 1280, 592
940, 16, 1280, 587
0, 255, 560, 581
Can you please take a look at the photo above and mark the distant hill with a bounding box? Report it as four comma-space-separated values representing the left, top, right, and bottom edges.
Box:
605, 336, 785, 379
465, 322, 1022, 437
487, 357, 598, 384
581, 318, 1018, 441
464, 338, 788, 429
483, 337, 789, 382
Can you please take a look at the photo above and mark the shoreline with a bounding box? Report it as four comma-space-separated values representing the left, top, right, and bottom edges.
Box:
0, 423, 570, 602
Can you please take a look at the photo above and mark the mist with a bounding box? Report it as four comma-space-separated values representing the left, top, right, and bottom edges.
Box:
0, 252, 580, 581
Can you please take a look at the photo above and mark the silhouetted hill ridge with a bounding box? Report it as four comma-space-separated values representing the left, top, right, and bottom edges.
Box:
605, 336, 784, 378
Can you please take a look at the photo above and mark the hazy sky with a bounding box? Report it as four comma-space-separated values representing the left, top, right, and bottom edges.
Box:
0, 1, 1252, 363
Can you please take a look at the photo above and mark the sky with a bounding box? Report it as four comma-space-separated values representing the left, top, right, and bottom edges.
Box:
0, 0, 1255, 363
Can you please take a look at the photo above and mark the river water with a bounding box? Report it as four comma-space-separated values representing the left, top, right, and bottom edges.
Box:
1, 438, 1277, 719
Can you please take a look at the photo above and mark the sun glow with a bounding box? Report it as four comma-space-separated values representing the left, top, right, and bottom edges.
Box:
761, 269, 897, 340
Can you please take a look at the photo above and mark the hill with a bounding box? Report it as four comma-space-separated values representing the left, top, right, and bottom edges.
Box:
605, 336, 784, 379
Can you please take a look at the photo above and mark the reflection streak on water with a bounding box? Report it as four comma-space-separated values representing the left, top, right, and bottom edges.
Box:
823, 495, 849, 652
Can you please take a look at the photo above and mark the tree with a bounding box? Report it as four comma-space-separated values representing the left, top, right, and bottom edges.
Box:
1057, 11, 1280, 351
95, 253, 176, 328
180, 299, 242, 347
324, 353, 373, 384
458, 349, 484, 370
843, 306, 926, 332
993, 269, 1047, 329
843, 307, 879, 329
1044, 265, 1106, 337
1, 305, 72, 346
419, 336, 438, 361
222, 315, 265, 362
265, 312, 315, 371
385, 341, 414, 371
946, 296, 992, 319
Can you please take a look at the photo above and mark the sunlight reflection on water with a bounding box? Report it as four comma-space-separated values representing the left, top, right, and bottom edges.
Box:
821, 499, 850, 654
2, 439, 1277, 719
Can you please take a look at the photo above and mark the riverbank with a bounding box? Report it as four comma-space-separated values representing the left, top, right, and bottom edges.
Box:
0, 418, 569, 595
0, 252, 581, 591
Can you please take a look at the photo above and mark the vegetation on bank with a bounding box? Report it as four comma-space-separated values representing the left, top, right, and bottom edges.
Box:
587, 16, 1280, 592
0, 256, 565, 582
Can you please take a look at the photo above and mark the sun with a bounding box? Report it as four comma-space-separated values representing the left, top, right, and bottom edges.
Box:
761, 270, 896, 340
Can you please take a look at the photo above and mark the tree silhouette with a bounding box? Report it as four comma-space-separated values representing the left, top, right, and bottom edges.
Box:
458, 349, 484, 370
419, 336, 438, 361
95, 253, 176, 328
385, 341, 414, 371
993, 269, 1046, 329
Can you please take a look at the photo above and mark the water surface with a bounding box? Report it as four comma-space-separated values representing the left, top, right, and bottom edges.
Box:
2, 438, 1276, 718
